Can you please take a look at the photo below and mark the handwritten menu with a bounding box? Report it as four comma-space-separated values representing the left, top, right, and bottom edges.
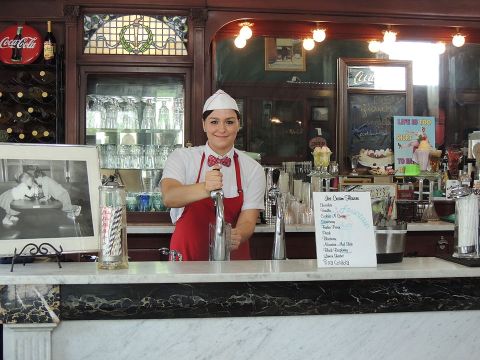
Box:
313, 192, 377, 268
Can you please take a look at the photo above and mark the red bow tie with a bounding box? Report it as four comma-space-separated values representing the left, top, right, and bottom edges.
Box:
207, 154, 231, 167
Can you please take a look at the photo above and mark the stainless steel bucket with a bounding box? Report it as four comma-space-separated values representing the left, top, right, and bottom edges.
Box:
375, 223, 408, 263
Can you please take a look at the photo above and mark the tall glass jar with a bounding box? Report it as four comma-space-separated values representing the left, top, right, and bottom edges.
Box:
98, 183, 129, 269
450, 187, 479, 258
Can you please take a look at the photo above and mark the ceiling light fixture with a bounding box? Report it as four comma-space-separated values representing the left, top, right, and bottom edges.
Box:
303, 38, 315, 51
383, 26, 397, 44
452, 28, 465, 47
234, 35, 247, 49
312, 28, 326, 43
239, 22, 253, 40
436, 41, 446, 54
368, 40, 382, 53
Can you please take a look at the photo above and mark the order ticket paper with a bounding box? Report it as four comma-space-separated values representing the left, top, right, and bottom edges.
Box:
313, 192, 377, 268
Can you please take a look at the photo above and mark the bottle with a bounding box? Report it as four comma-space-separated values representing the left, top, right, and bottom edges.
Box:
33, 70, 55, 85
11, 25, 23, 62
13, 71, 32, 85
30, 126, 53, 141
43, 21, 56, 65
28, 87, 54, 103
15, 110, 32, 124
27, 106, 52, 123
459, 167, 471, 187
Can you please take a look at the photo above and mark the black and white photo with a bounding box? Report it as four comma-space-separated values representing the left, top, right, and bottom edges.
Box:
0, 144, 100, 255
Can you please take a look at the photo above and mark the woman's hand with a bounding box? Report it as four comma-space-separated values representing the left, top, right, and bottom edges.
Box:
230, 228, 242, 250
204, 165, 223, 192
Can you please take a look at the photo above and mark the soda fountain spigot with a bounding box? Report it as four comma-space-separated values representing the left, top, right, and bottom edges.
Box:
210, 188, 229, 261
268, 169, 286, 260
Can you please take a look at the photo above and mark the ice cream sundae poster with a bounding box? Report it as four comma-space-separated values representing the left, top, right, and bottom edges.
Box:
393, 116, 435, 172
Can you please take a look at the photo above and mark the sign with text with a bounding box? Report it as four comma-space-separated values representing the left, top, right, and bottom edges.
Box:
347, 66, 406, 90
0, 24, 42, 64
393, 116, 435, 172
313, 192, 377, 268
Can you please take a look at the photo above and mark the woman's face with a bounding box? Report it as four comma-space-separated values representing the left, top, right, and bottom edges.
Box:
202, 109, 240, 155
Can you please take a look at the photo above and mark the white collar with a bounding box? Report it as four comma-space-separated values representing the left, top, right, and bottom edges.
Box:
205, 142, 235, 159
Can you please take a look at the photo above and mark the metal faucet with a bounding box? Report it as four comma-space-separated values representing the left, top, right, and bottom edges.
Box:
268, 169, 286, 260
210, 189, 229, 261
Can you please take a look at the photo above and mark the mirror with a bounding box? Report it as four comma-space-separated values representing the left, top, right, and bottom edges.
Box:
215, 22, 480, 165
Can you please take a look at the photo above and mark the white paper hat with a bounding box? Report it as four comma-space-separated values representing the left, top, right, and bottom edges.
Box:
202, 89, 239, 113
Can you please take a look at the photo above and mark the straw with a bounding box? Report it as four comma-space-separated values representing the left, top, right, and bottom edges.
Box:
457, 194, 478, 249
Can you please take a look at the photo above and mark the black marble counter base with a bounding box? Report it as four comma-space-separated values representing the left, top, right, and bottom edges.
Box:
61, 278, 480, 320
0, 285, 60, 323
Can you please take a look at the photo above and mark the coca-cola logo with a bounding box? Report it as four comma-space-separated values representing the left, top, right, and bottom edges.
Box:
0, 24, 42, 64
0, 36, 38, 49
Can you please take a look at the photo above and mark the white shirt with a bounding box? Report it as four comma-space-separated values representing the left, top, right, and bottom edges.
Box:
161, 143, 266, 224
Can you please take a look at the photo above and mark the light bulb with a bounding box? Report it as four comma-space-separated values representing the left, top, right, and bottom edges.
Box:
234, 35, 247, 49
436, 41, 446, 54
239, 25, 252, 40
452, 33, 465, 47
383, 30, 397, 44
303, 38, 315, 51
312, 29, 326, 43
368, 40, 381, 53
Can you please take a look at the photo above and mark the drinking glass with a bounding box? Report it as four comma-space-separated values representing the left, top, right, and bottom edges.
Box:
173, 97, 184, 130
137, 192, 151, 212
350, 155, 360, 175
429, 149, 442, 173
105, 97, 120, 129
144, 145, 156, 169
152, 192, 165, 211
126, 192, 138, 211
447, 146, 463, 179
123, 97, 139, 129
141, 98, 156, 130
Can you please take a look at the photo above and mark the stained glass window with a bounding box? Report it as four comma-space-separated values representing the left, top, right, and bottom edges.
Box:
83, 15, 188, 55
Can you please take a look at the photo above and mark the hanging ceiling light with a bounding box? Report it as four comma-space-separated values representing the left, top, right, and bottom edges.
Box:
368, 40, 382, 53
239, 22, 253, 40
452, 29, 465, 47
312, 28, 326, 43
383, 28, 397, 44
303, 38, 315, 51
436, 41, 446, 54
234, 35, 247, 49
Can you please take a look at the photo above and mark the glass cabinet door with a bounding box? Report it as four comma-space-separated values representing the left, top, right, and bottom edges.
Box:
84, 74, 185, 212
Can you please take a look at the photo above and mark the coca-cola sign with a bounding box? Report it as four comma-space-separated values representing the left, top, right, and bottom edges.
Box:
0, 24, 42, 64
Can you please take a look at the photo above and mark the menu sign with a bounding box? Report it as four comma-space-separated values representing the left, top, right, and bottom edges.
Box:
313, 192, 377, 268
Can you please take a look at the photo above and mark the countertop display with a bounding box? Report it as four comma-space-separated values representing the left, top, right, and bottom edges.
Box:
127, 221, 454, 234
0, 257, 476, 285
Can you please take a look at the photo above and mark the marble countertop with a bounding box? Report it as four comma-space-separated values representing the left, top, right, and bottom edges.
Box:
127, 221, 454, 234
0, 257, 477, 285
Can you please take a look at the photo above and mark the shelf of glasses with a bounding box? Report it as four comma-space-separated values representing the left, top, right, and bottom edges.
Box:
86, 128, 182, 135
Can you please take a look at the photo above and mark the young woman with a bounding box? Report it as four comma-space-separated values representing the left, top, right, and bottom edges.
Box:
161, 90, 266, 260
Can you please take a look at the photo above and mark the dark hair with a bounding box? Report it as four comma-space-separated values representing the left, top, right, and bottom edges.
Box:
33, 168, 45, 178
202, 110, 241, 122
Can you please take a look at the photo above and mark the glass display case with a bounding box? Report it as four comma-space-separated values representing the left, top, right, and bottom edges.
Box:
84, 74, 185, 213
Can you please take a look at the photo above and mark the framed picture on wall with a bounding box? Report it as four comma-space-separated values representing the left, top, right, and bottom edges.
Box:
312, 106, 329, 121
264, 38, 306, 71
0, 144, 100, 256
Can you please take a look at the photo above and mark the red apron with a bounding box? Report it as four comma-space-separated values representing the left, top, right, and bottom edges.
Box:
169, 152, 250, 261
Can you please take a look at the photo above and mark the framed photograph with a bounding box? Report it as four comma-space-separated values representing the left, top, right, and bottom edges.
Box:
312, 106, 329, 122
265, 38, 306, 72
0, 144, 100, 256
